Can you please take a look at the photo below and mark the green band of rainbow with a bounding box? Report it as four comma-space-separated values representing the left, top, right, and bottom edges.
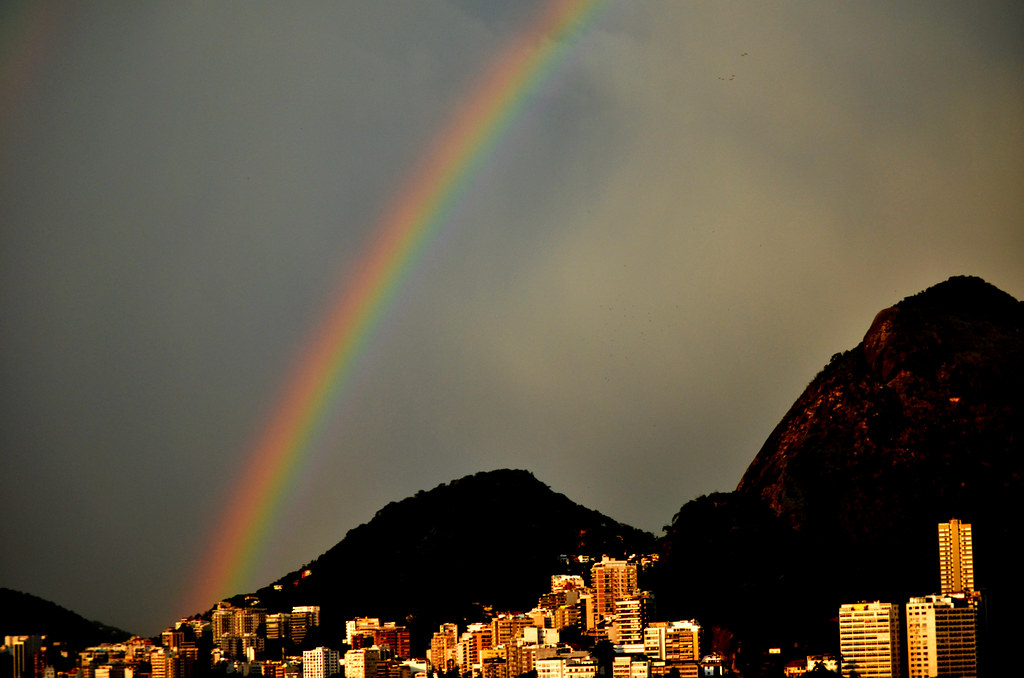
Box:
190, 0, 604, 611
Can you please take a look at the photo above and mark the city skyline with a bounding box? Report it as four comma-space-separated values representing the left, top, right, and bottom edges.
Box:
2, 523, 989, 675
2, 2, 1022, 636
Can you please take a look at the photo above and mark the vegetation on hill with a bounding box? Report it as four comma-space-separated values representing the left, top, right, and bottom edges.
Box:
247, 469, 655, 648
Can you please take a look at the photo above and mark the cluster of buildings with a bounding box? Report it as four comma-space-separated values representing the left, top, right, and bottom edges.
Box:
2, 520, 984, 678
838, 518, 981, 678
207, 603, 323, 662
1, 555, 723, 678
1, 635, 201, 678
334, 556, 719, 678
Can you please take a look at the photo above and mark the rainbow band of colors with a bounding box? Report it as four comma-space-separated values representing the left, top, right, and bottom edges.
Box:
190, 0, 605, 612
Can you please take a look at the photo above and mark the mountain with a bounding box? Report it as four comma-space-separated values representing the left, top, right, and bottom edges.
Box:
245, 469, 655, 646
0, 588, 132, 646
656, 276, 1023, 671
737, 276, 1022, 598
739, 275, 1022, 534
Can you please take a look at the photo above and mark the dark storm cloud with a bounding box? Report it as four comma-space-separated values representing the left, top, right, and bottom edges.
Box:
1, 2, 1021, 635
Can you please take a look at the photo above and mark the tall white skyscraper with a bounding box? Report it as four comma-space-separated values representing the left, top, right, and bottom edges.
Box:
938, 519, 974, 594
302, 647, 340, 678
839, 602, 901, 678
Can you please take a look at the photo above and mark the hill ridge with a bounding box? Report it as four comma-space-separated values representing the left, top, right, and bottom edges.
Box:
0, 587, 132, 644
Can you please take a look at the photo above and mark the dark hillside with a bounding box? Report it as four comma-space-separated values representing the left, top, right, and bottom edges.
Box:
658, 276, 1023, 671
0, 588, 131, 646
736, 276, 1022, 603
248, 469, 655, 648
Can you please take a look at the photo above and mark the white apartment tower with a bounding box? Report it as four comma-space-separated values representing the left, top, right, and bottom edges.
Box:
612, 593, 654, 644
905, 595, 977, 678
937, 519, 974, 595
302, 647, 340, 678
839, 601, 902, 678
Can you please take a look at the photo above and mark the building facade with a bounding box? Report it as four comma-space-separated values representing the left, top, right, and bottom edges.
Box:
611, 593, 654, 645
535, 648, 598, 678
373, 624, 411, 660
430, 624, 458, 675
905, 595, 977, 678
302, 648, 339, 678
937, 519, 973, 595
342, 647, 379, 678
589, 558, 638, 629
291, 607, 321, 646
839, 601, 902, 678
643, 621, 700, 664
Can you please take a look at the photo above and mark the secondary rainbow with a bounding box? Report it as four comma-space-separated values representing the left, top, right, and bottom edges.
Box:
189, 0, 604, 612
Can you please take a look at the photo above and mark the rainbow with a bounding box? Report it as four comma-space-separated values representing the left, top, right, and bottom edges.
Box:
190, 0, 605, 610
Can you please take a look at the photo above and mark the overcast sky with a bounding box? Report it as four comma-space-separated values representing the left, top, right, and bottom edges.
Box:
2, 1, 1022, 636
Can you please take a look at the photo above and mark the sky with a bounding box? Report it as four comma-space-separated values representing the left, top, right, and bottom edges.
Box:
1, 1, 1022, 637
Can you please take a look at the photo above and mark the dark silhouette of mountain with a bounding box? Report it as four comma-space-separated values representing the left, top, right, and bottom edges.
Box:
656, 276, 1023, 672
245, 469, 655, 647
0, 588, 132, 646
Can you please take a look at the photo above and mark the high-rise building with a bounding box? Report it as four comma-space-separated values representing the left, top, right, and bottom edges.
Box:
208, 603, 264, 659
611, 593, 654, 645
551, 602, 581, 633
589, 558, 638, 629
291, 607, 321, 645
233, 609, 265, 636
457, 624, 493, 675
479, 646, 508, 678
3, 637, 43, 678
839, 601, 902, 678
430, 624, 458, 675
579, 592, 596, 634
161, 631, 183, 650
345, 618, 380, 648
490, 616, 533, 648
373, 624, 411, 660
938, 519, 974, 595
266, 613, 291, 641
342, 647, 380, 678
149, 648, 189, 678
211, 607, 234, 641
643, 621, 700, 664
905, 595, 977, 678
505, 638, 541, 678
302, 648, 339, 678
